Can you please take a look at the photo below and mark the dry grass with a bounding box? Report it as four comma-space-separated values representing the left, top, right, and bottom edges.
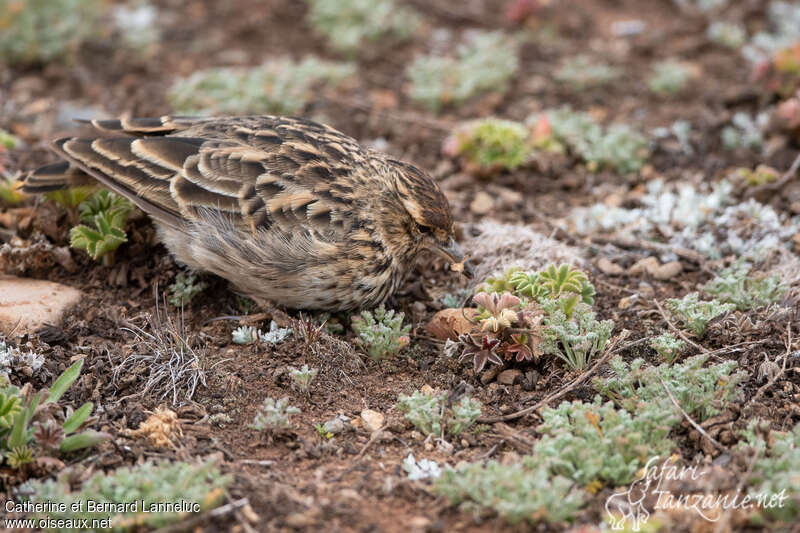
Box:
115, 298, 217, 405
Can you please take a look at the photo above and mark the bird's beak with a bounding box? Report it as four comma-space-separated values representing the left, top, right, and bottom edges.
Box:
434, 238, 474, 279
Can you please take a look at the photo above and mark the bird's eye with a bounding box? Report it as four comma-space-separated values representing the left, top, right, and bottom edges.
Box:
417, 223, 433, 235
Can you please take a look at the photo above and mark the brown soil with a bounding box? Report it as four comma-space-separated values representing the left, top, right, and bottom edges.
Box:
1, 0, 799, 532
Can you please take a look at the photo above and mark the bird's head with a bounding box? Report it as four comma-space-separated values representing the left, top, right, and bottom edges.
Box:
386, 160, 473, 278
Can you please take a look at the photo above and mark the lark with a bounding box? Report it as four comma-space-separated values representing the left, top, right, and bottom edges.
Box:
23, 115, 472, 310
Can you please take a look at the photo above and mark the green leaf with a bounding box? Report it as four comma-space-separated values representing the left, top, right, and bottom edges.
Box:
46, 359, 83, 404
59, 430, 109, 452
62, 402, 93, 434
8, 408, 29, 449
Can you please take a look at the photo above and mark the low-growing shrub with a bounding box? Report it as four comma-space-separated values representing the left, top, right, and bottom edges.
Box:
168, 272, 206, 307
288, 364, 318, 393
0, 0, 104, 65
703, 262, 787, 311
738, 422, 800, 523
648, 60, 693, 96
352, 305, 411, 361
531, 107, 649, 173
249, 397, 300, 436
408, 31, 518, 112
721, 112, 768, 151
446, 118, 529, 172
707, 21, 746, 48
555, 55, 620, 90
649, 332, 686, 364
665, 292, 736, 336
307, 0, 420, 55
169, 57, 354, 115
540, 300, 613, 371
25, 459, 231, 529
534, 397, 678, 486
435, 457, 584, 525
594, 354, 748, 422
396, 390, 481, 438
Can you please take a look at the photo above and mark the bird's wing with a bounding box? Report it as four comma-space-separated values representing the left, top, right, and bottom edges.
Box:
44, 116, 374, 237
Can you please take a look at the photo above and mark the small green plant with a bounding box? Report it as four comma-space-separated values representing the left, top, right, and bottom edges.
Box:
534, 107, 649, 173
484, 264, 595, 307
1, 359, 108, 468
737, 422, 800, 523
1, 336, 44, 377
439, 288, 473, 309
26, 459, 231, 529
525, 264, 596, 305
292, 313, 326, 346
0, 129, 23, 206
169, 57, 354, 115
259, 320, 292, 344
0, 175, 24, 206
707, 21, 746, 48
168, 272, 206, 307
472, 291, 521, 333
352, 304, 411, 361
403, 453, 442, 481
447, 118, 529, 172
721, 112, 767, 151
534, 397, 678, 486
435, 456, 584, 525
665, 292, 736, 336
44, 186, 96, 211
232, 325, 258, 345
307, 0, 420, 55
396, 390, 481, 438
315, 423, 334, 439
554, 55, 620, 90
288, 364, 318, 394
594, 354, 748, 422
540, 300, 613, 371
649, 332, 686, 364
458, 334, 503, 372
0, 0, 104, 65
703, 263, 787, 311
112, 1, 160, 53
408, 31, 518, 112
69, 190, 133, 265
648, 60, 693, 96
249, 397, 300, 436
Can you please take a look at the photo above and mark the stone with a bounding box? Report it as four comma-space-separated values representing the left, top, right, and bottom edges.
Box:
469, 191, 494, 215
360, 409, 385, 432
652, 261, 683, 280
629, 256, 660, 275
597, 257, 624, 275
0, 275, 82, 336
497, 369, 522, 385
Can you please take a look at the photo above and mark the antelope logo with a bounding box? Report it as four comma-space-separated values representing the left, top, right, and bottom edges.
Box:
604, 457, 659, 531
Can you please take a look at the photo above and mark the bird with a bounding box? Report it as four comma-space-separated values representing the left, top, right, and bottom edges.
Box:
22, 115, 473, 311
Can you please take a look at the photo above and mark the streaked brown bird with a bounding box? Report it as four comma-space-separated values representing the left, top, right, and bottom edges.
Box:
22, 115, 472, 310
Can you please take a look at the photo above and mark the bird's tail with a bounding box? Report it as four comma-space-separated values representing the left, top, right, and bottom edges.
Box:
20, 161, 94, 193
